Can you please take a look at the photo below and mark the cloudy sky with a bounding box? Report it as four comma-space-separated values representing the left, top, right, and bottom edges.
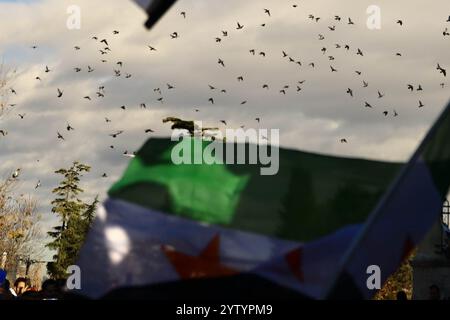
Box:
0, 0, 449, 258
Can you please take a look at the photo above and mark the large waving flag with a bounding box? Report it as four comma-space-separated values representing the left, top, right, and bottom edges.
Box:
327, 100, 450, 299
77, 101, 450, 299
132, 0, 178, 29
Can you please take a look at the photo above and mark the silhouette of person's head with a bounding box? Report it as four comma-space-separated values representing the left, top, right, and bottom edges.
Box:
14, 277, 29, 296
396, 290, 407, 300
429, 284, 441, 300
41, 279, 60, 299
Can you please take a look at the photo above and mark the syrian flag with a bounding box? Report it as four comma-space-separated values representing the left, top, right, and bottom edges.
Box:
77, 101, 450, 299
132, 0, 178, 29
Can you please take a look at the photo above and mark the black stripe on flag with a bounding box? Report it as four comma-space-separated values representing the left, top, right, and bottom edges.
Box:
144, 0, 178, 29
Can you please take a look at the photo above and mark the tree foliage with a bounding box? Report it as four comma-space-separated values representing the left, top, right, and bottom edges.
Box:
46, 161, 98, 279
374, 253, 414, 300
0, 176, 44, 273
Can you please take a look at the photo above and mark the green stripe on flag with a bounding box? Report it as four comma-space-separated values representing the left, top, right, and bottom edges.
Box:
109, 138, 402, 242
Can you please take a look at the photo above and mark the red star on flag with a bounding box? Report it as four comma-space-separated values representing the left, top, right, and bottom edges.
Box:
162, 234, 238, 279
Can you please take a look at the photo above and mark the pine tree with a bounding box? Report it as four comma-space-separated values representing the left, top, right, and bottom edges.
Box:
46, 161, 92, 279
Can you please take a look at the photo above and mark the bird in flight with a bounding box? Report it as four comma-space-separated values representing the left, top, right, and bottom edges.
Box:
264, 9, 271, 17
340, 139, 348, 143
180, 11, 186, 18
236, 22, 244, 30
0, 130, 7, 137
148, 46, 157, 51
67, 123, 75, 131
35, 180, 41, 189
145, 129, 155, 133
110, 131, 124, 138
12, 168, 21, 179
105, 117, 112, 123
74, 67, 82, 72
377, 91, 384, 98
346, 88, 353, 97
57, 132, 65, 140
18, 113, 26, 119
407, 84, 414, 91
437, 64, 447, 77
170, 32, 179, 39
418, 100, 425, 108
218, 58, 225, 67
348, 17, 355, 25
45, 66, 51, 73
57, 88, 63, 98
113, 30, 119, 34
397, 20, 403, 26
365, 102, 373, 108
330, 66, 338, 72
101, 39, 109, 46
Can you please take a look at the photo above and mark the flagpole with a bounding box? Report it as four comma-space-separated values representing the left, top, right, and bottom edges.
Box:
325, 99, 450, 299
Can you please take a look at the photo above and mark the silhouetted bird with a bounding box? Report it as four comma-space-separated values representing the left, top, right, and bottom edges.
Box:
110, 131, 124, 138
347, 88, 353, 97
437, 64, 447, 77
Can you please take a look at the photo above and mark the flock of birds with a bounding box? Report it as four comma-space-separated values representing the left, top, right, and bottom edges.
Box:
0, 6, 449, 189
